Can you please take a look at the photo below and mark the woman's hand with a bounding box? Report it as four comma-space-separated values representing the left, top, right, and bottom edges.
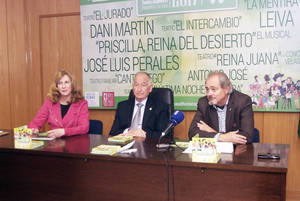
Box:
47, 128, 65, 138
31, 128, 39, 134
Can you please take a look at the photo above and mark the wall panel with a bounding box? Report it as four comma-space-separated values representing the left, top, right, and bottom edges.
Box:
6, 0, 29, 127
0, 0, 12, 128
39, 14, 82, 99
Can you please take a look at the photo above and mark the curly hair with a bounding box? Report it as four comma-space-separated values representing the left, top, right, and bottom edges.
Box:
47, 69, 84, 103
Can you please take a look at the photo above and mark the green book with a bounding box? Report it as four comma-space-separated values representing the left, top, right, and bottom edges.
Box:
37, 132, 48, 137
108, 136, 134, 145
91, 144, 121, 156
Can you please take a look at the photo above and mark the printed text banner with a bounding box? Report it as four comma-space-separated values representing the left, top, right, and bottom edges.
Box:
80, 0, 300, 112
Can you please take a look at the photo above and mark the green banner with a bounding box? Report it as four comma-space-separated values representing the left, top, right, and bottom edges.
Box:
137, 0, 237, 16
80, 0, 127, 6
80, 0, 300, 112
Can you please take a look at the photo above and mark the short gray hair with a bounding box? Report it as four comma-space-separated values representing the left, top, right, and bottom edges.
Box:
134, 72, 152, 85
206, 71, 233, 93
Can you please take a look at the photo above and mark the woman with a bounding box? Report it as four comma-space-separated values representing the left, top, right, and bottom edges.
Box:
29, 69, 89, 138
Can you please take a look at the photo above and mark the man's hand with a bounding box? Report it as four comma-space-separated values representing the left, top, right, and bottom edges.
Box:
197, 121, 217, 133
124, 129, 146, 138
47, 128, 65, 138
218, 130, 247, 144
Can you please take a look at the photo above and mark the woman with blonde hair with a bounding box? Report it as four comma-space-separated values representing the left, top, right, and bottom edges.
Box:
29, 69, 89, 138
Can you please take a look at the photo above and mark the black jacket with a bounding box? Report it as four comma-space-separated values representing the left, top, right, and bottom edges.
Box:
110, 93, 169, 138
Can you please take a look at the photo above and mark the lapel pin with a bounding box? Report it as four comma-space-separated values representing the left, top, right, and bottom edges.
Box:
149, 107, 152, 111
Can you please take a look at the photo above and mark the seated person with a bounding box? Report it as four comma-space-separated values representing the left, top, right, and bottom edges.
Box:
110, 72, 169, 138
28, 69, 89, 138
188, 71, 254, 144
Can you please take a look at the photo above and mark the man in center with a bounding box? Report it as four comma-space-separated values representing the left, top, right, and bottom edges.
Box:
110, 72, 169, 138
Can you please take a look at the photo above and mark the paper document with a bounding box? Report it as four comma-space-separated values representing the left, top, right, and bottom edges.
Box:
31, 137, 55, 141
118, 140, 135, 153
216, 142, 234, 153
119, 148, 137, 154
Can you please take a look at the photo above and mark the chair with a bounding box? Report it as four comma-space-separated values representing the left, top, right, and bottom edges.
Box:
253, 128, 260, 143
129, 88, 174, 138
89, 119, 103, 135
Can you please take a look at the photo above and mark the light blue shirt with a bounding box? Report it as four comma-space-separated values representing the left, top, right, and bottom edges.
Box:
213, 95, 230, 140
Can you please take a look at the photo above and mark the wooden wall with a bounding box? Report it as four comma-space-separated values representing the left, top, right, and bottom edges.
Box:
0, 0, 299, 194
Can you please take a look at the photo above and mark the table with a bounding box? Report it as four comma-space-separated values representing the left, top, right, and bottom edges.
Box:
0, 130, 289, 201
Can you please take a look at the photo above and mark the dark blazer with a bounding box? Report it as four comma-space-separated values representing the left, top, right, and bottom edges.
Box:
110, 93, 169, 138
188, 89, 254, 143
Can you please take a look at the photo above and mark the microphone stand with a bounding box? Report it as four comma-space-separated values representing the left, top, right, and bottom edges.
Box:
168, 128, 175, 145
156, 129, 175, 150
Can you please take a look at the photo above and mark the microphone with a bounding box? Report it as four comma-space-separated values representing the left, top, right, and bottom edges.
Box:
157, 110, 184, 149
161, 110, 185, 137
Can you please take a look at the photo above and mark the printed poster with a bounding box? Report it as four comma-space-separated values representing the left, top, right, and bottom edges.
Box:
80, 0, 300, 112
